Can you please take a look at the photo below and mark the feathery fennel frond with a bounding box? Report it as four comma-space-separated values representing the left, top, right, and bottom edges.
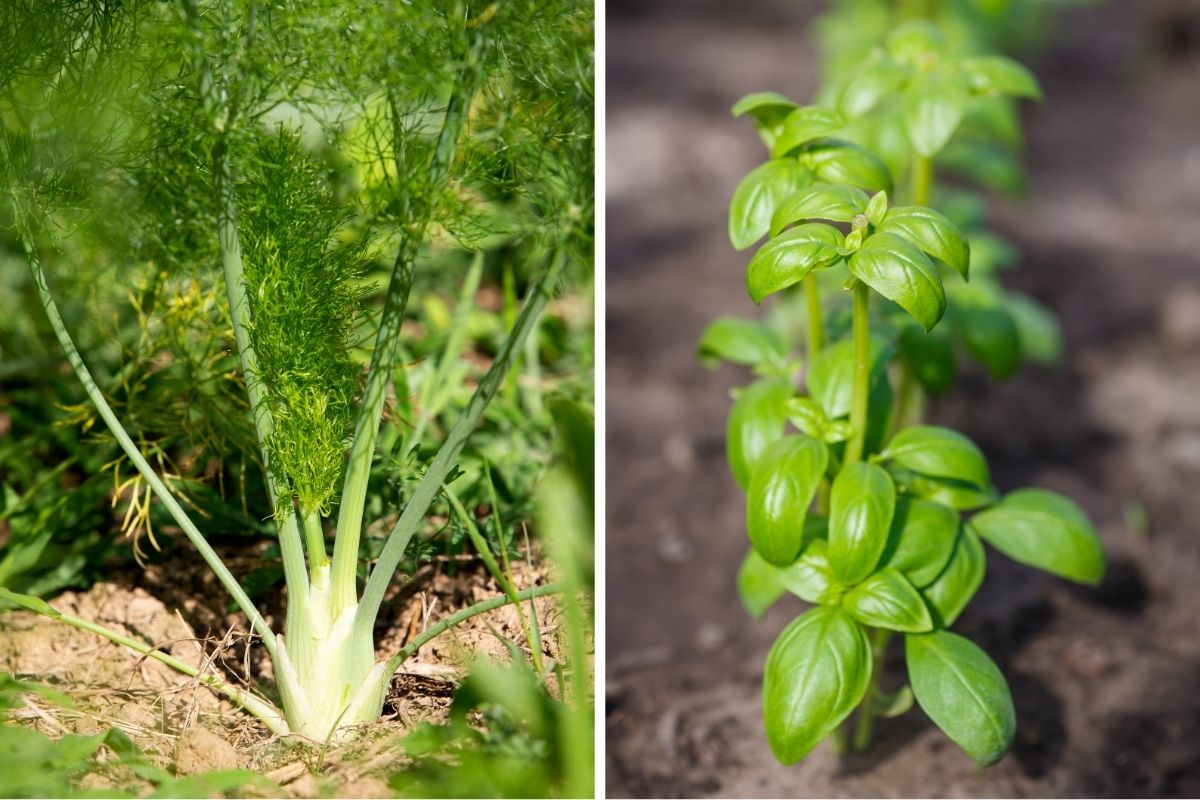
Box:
237, 128, 370, 517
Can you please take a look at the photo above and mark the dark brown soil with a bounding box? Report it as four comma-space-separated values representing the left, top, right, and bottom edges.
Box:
605, 2, 1200, 797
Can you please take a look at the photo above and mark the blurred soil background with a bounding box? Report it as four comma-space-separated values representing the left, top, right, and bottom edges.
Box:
605, 0, 1200, 796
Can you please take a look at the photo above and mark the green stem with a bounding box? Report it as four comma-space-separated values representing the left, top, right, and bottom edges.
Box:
382, 582, 565, 677
854, 627, 894, 752
0, 587, 288, 735
331, 58, 482, 615
17, 218, 278, 662
829, 723, 848, 756
302, 511, 328, 571
354, 252, 566, 639
845, 281, 872, 465
804, 273, 824, 363
910, 152, 933, 207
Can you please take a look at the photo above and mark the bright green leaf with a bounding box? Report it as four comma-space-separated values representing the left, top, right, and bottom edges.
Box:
878, 205, 970, 279
909, 474, 998, 511
730, 159, 812, 250
882, 425, 990, 490
732, 91, 800, 121
847, 232, 946, 331
887, 21, 944, 65
903, 71, 968, 157
779, 537, 841, 605
969, 488, 1105, 585
840, 57, 908, 118
738, 548, 787, 619
828, 462, 896, 584
804, 141, 894, 195
746, 223, 844, 303
870, 685, 915, 718
880, 499, 960, 588
697, 316, 788, 369
906, 630, 1015, 765
773, 106, 847, 157
922, 527, 986, 627
770, 183, 869, 236
865, 190, 889, 227
843, 568, 933, 632
763, 607, 871, 764
961, 56, 1043, 100
727, 379, 793, 490
747, 435, 829, 566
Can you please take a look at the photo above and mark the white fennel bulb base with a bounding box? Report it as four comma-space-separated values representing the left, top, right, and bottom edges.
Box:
274, 566, 389, 743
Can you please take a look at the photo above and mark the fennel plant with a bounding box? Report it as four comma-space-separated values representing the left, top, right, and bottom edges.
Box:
1, 0, 593, 746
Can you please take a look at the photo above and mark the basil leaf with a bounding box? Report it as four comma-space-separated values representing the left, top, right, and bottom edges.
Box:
763, 607, 871, 764
922, 526, 986, 627
726, 378, 793, 490
878, 205, 970, 280
882, 425, 990, 490
773, 106, 847, 157
843, 568, 933, 632
746, 223, 845, 303
848, 232, 946, 332
887, 20, 943, 65
903, 71, 968, 157
910, 474, 998, 511
969, 488, 1105, 585
807, 335, 893, 419
863, 189, 886, 223
697, 316, 788, 370
961, 56, 1043, 100
770, 183, 870, 236
779, 537, 839, 604
804, 140, 893, 195
729, 159, 812, 250
1006, 292, 1063, 366
737, 547, 787, 619
829, 462, 896, 584
839, 57, 908, 118
899, 325, 956, 395
747, 435, 829, 566
869, 685, 914, 719
880, 498, 960, 588
732, 91, 800, 123
959, 302, 1020, 379
906, 630, 1015, 765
